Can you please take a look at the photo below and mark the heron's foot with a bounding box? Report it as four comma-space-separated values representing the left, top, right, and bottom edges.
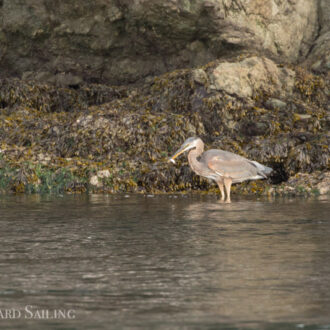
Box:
225, 199, 231, 203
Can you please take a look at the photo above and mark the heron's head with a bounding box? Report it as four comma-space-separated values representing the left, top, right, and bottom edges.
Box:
168, 137, 202, 163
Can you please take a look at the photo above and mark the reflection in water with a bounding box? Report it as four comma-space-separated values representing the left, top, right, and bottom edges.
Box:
182, 199, 330, 324
0, 194, 329, 329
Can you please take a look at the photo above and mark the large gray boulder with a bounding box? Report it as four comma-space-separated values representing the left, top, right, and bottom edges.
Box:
0, 0, 322, 84
210, 56, 295, 99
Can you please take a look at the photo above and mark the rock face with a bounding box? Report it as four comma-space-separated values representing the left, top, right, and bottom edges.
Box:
0, 0, 322, 84
305, 0, 330, 74
211, 56, 295, 99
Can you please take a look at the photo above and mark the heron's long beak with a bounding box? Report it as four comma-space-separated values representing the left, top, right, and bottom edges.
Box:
168, 145, 190, 163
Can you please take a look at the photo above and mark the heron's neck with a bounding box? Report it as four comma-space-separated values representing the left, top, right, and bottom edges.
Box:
188, 145, 204, 176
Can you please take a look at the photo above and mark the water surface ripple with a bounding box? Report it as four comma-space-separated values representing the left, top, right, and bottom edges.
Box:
0, 194, 329, 329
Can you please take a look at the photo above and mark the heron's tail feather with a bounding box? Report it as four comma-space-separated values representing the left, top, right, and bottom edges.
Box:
250, 161, 273, 178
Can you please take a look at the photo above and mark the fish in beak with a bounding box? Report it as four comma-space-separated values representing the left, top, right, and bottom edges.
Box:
168, 143, 191, 164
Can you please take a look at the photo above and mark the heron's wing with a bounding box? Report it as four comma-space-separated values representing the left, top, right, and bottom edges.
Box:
201, 149, 271, 182
207, 157, 261, 182
201, 149, 247, 162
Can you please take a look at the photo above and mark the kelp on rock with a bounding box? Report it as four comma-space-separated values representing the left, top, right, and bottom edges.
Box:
0, 57, 329, 196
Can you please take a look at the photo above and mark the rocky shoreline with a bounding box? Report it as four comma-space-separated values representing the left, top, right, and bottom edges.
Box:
0, 56, 329, 196
0, 1, 329, 197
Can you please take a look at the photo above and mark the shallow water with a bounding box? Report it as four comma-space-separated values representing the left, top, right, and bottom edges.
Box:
0, 194, 329, 329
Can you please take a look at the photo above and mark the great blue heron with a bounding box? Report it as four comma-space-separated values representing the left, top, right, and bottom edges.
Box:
169, 137, 272, 203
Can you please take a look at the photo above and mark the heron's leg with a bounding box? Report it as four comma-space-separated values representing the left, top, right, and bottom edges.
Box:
216, 180, 225, 201
224, 177, 232, 203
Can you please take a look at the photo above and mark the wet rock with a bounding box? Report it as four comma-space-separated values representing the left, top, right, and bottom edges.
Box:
272, 172, 330, 196
76, 115, 93, 127
90, 175, 101, 187
192, 69, 208, 85
240, 121, 269, 137
89, 170, 111, 188
51, 126, 60, 136
97, 170, 110, 179
293, 113, 312, 121
265, 98, 287, 110
316, 173, 330, 195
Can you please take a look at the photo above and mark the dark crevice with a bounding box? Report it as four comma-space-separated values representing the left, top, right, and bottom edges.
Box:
0, 100, 8, 108
302, 0, 322, 61
269, 162, 289, 185
68, 84, 80, 90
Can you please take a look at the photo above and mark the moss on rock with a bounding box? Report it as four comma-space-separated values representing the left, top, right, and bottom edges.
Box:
0, 57, 329, 196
